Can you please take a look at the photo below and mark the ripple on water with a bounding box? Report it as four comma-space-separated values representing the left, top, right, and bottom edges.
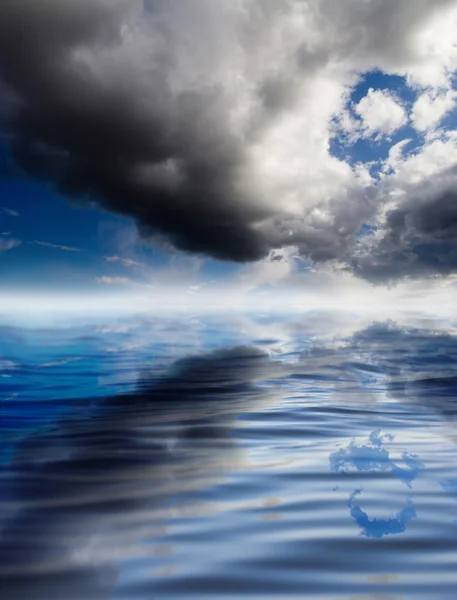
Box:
1, 316, 457, 599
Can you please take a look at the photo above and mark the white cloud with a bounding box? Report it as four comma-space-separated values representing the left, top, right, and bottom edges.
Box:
38, 357, 82, 368
95, 276, 131, 285
411, 89, 457, 132
96, 324, 133, 334
382, 139, 413, 174
34, 241, 82, 252
1, 207, 19, 217
235, 247, 299, 294
105, 342, 143, 353
335, 108, 364, 143
355, 88, 407, 137
405, 3, 457, 89
0, 237, 21, 251
386, 137, 457, 185
188, 283, 208, 294
104, 255, 142, 267
0, 359, 17, 371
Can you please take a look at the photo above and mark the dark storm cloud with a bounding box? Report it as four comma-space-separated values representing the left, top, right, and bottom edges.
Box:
0, 0, 273, 262
351, 171, 457, 282
1, 0, 457, 277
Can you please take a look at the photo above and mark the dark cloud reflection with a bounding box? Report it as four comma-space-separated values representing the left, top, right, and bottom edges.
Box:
0, 345, 279, 600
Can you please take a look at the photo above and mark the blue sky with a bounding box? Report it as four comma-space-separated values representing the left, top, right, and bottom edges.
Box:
0, 174, 238, 292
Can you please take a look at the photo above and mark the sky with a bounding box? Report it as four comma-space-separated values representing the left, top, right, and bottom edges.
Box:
2, 0, 457, 312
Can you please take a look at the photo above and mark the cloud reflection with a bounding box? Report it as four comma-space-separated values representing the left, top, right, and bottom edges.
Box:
0, 345, 279, 599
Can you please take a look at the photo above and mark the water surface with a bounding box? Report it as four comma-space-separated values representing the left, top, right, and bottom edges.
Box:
1, 311, 457, 599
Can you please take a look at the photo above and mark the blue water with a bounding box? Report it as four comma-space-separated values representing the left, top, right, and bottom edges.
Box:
1, 310, 457, 599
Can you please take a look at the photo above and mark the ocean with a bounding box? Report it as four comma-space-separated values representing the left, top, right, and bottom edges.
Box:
1, 309, 457, 599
